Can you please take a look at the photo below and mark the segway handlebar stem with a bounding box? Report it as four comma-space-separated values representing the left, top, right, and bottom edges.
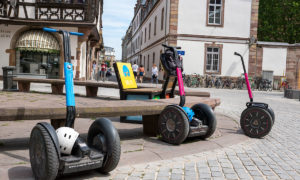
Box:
234, 52, 253, 102
43, 27, 84, 127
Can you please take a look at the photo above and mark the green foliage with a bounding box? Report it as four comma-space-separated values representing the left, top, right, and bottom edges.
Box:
258, 0, 300, 43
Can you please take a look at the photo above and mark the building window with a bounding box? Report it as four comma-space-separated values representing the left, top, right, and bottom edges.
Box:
154, 16, 157, 36
145, 28, 147, 43
161, 8, 164, 30
149, 23, 151, 40
153, 52, 155, 65
147, 54, 150, 71
159, 50, 163, 71
141, 32, 143, 45
144, 56, 146, 66
204, 44, 223, 74
207, 0, 224, 27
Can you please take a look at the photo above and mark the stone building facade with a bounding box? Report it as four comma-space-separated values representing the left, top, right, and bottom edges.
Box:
122, 0, 300, 89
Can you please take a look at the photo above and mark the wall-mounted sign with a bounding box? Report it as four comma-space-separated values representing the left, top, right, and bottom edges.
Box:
0, 29, 11, 38
177, 50, 185, 56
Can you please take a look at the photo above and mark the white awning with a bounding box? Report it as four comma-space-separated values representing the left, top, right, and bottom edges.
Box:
16, 30, 60, 53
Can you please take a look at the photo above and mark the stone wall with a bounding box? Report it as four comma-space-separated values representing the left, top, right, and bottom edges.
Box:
248, 0, 259, 77
286, 47, 300, 89
168, 0, 178, 46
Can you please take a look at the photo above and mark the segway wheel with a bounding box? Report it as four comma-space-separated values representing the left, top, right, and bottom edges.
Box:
29, 124, 59, 180
191, 103, 217, 139
87, 118, 121, 173
158, 106, 189, 145
241, 107, 273, 138
267, 107, 275, 124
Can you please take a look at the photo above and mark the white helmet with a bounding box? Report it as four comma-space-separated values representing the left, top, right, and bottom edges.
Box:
56, 127, 79, 155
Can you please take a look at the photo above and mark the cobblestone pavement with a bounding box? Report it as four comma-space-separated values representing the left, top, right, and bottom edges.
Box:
1, 81, 300, 179
104, 88, 300, 180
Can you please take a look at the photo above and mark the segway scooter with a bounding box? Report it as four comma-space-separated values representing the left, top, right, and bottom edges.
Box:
29, 28, 121, 180
234, 52, 275, 138
158, 44, 217, 145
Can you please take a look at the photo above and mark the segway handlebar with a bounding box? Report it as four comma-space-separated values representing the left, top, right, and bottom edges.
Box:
43, 27, 84, 36
162, 44, 181, 50
234, 52, 253, 102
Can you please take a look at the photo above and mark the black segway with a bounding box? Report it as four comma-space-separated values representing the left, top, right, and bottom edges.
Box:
29, 28, 121, 180
158, 44, 217, 145
234, 52, 275, 138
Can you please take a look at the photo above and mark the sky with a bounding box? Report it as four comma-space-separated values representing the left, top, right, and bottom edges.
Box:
102, 0, 136, 60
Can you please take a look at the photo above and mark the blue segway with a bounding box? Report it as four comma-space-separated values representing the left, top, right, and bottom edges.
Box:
158, 44, 217, 145
29, 28, 121, 180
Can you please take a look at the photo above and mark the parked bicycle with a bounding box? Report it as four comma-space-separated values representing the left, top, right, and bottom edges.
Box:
259, 79, 272, 91
222, 77, 232, 89
214, 76, 222, 88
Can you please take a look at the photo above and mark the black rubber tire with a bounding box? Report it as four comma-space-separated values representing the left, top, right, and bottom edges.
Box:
158, 106, 189, 145
87, 118, 121, 173
191, 103, 217, 139
240, 107, 273, 138
267, 107, 275, 124
29, 124, 59, 180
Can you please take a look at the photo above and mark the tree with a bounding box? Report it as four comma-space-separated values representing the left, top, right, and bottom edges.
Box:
258, 0, 300, 43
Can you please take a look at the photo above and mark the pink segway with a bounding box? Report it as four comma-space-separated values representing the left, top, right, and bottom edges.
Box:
234, 52, 275, 138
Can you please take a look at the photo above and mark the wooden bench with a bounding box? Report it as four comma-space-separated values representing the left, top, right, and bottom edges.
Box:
13, 77, 119, 97
0, 92, 220, 136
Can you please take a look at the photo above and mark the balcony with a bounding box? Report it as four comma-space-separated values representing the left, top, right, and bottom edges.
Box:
0, 0, 100, 27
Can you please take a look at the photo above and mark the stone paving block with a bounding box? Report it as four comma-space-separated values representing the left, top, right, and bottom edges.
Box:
198, 173, 211, 178
277, 173, 292, 179
222, 168, 235, 174
211, 171, 223, 177
210, 166, 221, 172
224, 173, 239, 180
252, 176, 266, 180
212, 177, 226, 180
248, 170, 263, 176
208, 160, 219, 167
112, 173, 129, 180
220, 162, 231, 168
170, 173, 182, 180
127, 177, 141, 180
156, 177, 169, 180
245, 165, 257, 171
197, 167, 210, 174
257, 165, 272, 171
172, 168, 183, 174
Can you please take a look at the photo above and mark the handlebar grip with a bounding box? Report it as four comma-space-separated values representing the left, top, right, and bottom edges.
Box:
43, 27, 58, 33
70, 32, 84, 36
176, 47, 182, 50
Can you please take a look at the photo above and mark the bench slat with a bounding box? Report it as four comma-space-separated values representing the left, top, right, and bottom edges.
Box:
0, 96, 220, 121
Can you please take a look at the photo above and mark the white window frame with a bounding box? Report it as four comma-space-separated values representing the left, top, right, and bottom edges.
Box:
208, 0, 223, 25
206, 47, 220, 73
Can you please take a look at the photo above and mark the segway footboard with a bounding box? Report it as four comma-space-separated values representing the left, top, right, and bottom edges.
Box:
59, 151, 104, 174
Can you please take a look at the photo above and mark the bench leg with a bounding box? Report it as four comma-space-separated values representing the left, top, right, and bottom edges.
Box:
18, 82, 30, 92
86, 86, 98, 97
142, 115, 159, 137
51, 119, 66, 129
51, 84, 64, 94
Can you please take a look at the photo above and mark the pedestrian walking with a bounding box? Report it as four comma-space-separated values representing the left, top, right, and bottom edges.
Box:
139, 65, 145, 83
132, 62, 139, 81
151, 64, 158, 84
99, 62, 107, 82
92, 61, 97, 80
